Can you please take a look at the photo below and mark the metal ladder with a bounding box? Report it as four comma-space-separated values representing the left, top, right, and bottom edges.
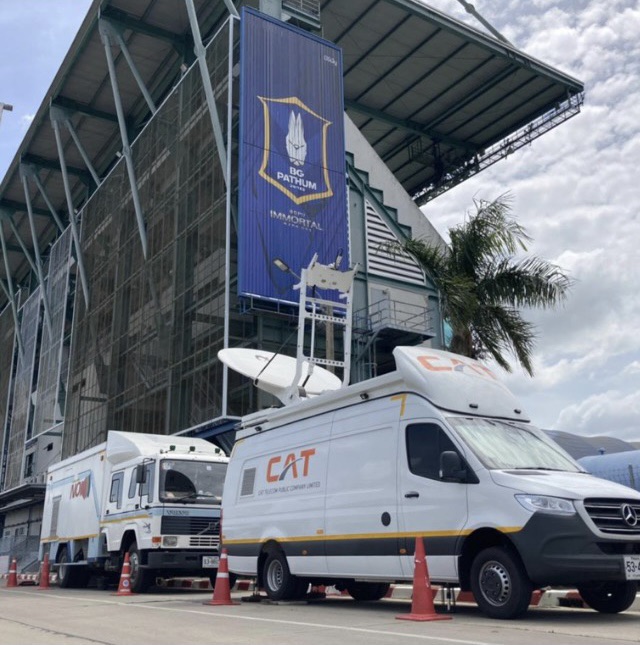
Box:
286, 254, 358, 403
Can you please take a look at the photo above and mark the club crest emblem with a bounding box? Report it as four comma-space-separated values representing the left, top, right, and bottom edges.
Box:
258, 96, 333, 205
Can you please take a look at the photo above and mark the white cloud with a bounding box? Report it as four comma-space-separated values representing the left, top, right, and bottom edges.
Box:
556, 390, 640, 440
421, 1, 640, 443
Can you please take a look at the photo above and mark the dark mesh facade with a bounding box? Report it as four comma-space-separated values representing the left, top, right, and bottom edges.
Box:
0, 306, 16, 487
63, 22, 237, 458
4, 291, 40, 488
31, 229, 73, 439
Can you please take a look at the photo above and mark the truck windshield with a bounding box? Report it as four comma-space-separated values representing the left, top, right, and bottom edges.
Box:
159, 459, 227, 504
447, 417, 582, 472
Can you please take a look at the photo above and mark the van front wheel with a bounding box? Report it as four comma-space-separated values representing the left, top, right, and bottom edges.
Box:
470, 547, 532, 619
577, 581, 638, 613
263, 550, 308, 601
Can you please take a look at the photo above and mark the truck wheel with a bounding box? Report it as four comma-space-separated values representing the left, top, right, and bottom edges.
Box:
470, 546, 532, 619
127, 543, 153, 593
346, 582, 390, 601
263, 550, 308, 601
57, 547, 75, 588
577, 581, 638, 613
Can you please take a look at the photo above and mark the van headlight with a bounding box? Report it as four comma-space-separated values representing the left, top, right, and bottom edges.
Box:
162, 535, 178, 547
515, 494, 576, 516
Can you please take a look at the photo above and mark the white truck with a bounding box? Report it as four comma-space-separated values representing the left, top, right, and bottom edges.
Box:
40, 431, 229, 592
221, 345, 640, 619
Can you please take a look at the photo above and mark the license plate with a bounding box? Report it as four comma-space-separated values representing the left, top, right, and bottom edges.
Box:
623, 555, 640, 580
202, 555, 219, 568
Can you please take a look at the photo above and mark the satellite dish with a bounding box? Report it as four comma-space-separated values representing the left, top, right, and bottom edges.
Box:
218, 348, 341, 403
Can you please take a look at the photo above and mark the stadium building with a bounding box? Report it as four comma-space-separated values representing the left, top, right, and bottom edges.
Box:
0, 0, 583, 560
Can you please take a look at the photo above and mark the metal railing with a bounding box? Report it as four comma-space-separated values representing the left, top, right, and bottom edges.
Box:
0, 535, 40, 572
354, 297, 434, 338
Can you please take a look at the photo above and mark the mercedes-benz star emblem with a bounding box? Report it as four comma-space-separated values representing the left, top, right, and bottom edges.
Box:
621, 504, 639, 527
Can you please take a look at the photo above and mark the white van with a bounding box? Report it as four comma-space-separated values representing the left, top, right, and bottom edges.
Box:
222, 346, 640, 618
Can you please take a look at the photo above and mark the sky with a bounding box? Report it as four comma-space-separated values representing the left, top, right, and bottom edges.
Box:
0, 1, 638, 441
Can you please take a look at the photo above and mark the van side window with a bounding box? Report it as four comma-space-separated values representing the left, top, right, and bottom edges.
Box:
109, 472, 124, 508
406, 423, 458, 481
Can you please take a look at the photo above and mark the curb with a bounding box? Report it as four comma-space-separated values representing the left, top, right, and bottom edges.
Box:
157, 578, 255, 591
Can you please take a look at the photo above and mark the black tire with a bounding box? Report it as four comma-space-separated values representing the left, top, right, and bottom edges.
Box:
127, 543, 154, 593
577, 581, 638, 614
209, 571, 238, 589
346, 582, 390, 601
57, 546, 89, 589
470, 546, 533, 619
262, 550, 308, 601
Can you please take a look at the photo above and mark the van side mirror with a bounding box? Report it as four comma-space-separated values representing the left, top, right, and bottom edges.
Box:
439, 451, 466, 482
135, 466, 147, 484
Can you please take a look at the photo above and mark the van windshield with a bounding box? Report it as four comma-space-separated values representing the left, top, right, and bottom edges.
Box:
159, 459, 227, 504
447, 417, 582, 472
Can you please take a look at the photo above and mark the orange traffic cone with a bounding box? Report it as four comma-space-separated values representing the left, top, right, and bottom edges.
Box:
38, 553, 51, 590
6, 558, 18, 588
396, 537, 452, 622
113, 552, 136, 596
203, 549, 238, 606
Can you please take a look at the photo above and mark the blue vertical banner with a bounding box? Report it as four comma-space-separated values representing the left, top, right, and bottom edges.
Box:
238, 8, 349, 304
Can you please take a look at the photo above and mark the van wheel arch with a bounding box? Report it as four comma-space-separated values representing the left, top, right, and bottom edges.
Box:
459, 529, 520, 591
120, 530, 137, 555
258, 541, 282, 589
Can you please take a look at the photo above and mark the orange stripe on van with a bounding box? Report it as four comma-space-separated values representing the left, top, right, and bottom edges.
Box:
223, 526, 523, 545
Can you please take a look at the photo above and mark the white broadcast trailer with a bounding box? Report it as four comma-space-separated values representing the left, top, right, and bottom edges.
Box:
221, 346, 640, 619
40, 431, 228, 592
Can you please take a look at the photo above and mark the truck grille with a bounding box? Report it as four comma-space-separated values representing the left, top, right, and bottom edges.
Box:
584, 498, 640, 535
161, 516, 220, 537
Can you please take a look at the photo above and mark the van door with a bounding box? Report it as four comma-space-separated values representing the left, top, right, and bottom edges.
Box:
325, 404, 402, 579
398, 420, 469, 582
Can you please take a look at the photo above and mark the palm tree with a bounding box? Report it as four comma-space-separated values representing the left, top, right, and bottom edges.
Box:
399, 194, 572, 375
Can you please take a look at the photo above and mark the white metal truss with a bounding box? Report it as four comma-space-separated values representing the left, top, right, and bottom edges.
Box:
287, 255, 358, 404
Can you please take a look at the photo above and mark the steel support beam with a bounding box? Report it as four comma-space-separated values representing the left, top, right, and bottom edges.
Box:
99, 20, 149, 261
0, 226, 24, 357
100, 6, 191, 53
0, 208, 39, 279
50, 115, 91, 309
222, 16, 236, 417
19, 172, 54, 338
100, 19, 158, 115
21, 153, 92, 183
345, 99, 476, 153
25, 170, 66, 233
52, 96, 119, 124
185, 0, 229, 187
50, 107, 101, 187
0, 197, 61, 227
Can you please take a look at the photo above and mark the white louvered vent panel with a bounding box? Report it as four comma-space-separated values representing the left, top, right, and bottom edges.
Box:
365, 200, 425, 285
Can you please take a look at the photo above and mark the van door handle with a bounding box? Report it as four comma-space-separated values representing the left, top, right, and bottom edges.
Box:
404, 491, 420, 498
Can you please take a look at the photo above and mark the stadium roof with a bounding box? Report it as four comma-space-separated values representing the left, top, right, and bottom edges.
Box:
0, 0, 584, 313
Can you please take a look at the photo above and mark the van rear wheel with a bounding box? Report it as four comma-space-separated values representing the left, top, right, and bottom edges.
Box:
470, 546, 532, 619
346, 582, 390, 601
263, 550, 308, 601
577, 581, 638, 613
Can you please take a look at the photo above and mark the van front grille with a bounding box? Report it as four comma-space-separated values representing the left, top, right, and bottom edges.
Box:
584, 498, 640, 535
